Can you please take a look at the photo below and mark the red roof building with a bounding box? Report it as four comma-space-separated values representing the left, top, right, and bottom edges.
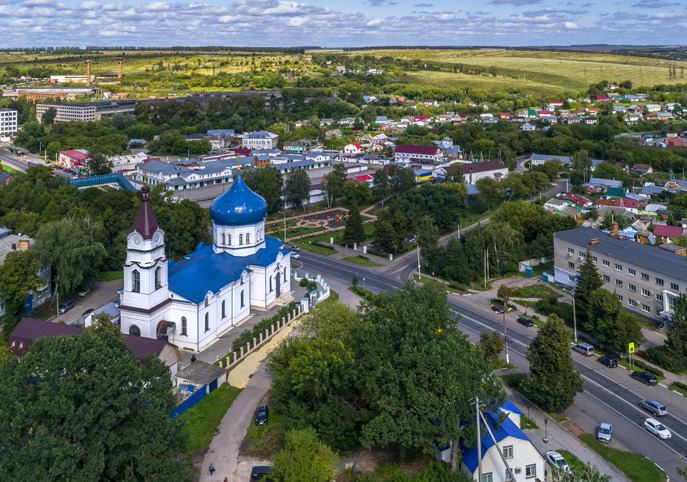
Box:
653, 225, 686, 239
562, 193, 592, 207
394, 144, 441, 165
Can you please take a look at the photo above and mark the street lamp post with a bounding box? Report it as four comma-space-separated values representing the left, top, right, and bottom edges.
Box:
544, 419, 548, 443
282, 212, 287, 242
502, 309, 510, 364
415, 234, 421, 280
572, 289, 578, 342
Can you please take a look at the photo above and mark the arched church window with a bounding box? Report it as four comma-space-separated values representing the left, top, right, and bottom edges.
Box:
222, 300, 226, 318
284, 267, 287, 280
181, 317, 187, 336
240, 290, 245, 308
221, 233, 225, 245
132, 270, 140, 293
246, 233, 250, 244
205, 296, 209, 307
269, 276, 273, 292
129, 325, 141, 336
204, 312, 210, 332
239, 234, 243, 245
227, 233, 231, 245
154, 267, 162, 290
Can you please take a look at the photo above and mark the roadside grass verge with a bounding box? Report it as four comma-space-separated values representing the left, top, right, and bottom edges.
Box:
669, 382, 687, 396
241, 405, 286, 459
412, 275, 469, 295
578, 433, 667, 482
343, 255, 383, 267
513, 298, 536, 308
511, 284, 560, 299
493, 359, 515, 370
349, 286, 377, 302
180, 384, 241, 454
296, 240, 337, 256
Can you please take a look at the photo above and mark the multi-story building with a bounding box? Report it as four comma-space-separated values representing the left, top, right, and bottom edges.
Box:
554, 225, 687, 321
37, 103, 97, 123
239, 131, 279, 150
0, 109, 18, 135
394, 144, 441, 165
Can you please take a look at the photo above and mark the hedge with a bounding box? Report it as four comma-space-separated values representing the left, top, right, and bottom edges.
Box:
231, 302, 297, 352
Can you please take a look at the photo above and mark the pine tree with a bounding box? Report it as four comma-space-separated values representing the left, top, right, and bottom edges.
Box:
575, 249, 603, 329
342, 204, 365, 247
666, 293, 687, 370
524, 315, 583, 412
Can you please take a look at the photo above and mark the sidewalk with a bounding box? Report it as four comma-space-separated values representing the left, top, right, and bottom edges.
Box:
505, 386, 630, 481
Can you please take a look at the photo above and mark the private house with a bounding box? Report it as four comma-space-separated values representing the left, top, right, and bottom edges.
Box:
423, 99, 439, 106
632, 164, 653, 175
438, 160, 509, 184
239, 131, 278, 150
109, 152, 149, 173
528, 153, 571, 166
562, 193, 593, 208
58, 149, 89, 172
8, 317, 181, 379
653, 224, 686, 244
343, 142, 363, 155
283, 139, 312, 153
394, 144, 441, 165
520, 121, 537, 131
460, 402, 544, 482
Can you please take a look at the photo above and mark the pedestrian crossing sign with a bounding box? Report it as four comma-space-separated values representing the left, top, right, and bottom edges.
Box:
629, 342, 635, 354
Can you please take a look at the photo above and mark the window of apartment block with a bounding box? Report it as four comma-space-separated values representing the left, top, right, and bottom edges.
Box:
628, 284, 636, 292
578, 250, 585, 258
567, 247, 574, 254
617, 294, 624, 302
526, 464, 537, 479
603, 260, 610, 267
629, 299, 638, 307
616, 279, 623, 287
671, 282, 680, 291
656, 278, 664, 286
656, 294, 664, 302
592, 256, 598, 263
641, 289, 650, 297
628, 268, 636, 276
481, 474, 493, 482
502, 445, 513, 459
603, 275, 610, 282
614, 263, 622, 271
643, 305, 651, 313
568, 262, 575, 269
642, 273, 650, 281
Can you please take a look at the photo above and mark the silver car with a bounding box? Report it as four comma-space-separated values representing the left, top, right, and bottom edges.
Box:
639, 399, 667, 417
644, 418, 671, 439
597, 423, 613, 443
545, 451, 571, 474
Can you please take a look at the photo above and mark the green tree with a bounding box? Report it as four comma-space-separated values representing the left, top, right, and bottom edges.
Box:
242, 167, 283, 214
0, 250, 41, 335
0, 328, 192, 481
524, 314, 583, 412
86, 150, 113, 176
477, 331, 504, 363
271, 428, 338, 482
284, 169, 311, 212
665, 293, 687, 370
343, 179, 372, 207
342, 204, 365, 247
41, 107, 57, 126
372, 168, 391, 203
587, 288, 644, 353
320, 163, 348, 208
575, 250, 603, 326
34, 216, 106, 299
475, 177, 501, 209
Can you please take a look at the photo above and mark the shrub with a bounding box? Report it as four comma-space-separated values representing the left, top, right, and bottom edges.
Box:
312, 241, 335, 251
645, 345, 685, 373
674, 381, 687, 392
631, 357, 664, 378
231, 302, 298, 352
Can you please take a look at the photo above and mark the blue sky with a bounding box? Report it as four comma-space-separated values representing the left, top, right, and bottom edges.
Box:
2, 0, 687, 48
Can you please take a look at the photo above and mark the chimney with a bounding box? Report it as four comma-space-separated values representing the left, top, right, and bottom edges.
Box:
590, 238, 598, 245
17, 239, 29, 251
610, 222, 618, 236
117, 56, 122, 79
86, 59, 91, 86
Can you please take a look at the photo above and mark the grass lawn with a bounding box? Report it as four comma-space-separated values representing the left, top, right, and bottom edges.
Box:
180, 384, 241, 454
241, 405, 286, 459
670, 382, 687, 396
412, 274, 469, 294
98, 270, 123, 281
513, 298, 536, 308
493, 359, 515, 370
349, 285, 377, 301
578, 433, 667, 482
296, 240, 337, 256
30, 302, 55, 321
511, 284, 561, 299
343, 255, 383, 267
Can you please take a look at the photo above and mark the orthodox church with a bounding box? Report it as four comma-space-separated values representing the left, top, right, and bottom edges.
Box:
118, 172, 292, 352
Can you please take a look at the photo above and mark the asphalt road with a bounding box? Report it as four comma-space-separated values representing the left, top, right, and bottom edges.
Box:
299, 250, 686, 479
0, 148, 29, 172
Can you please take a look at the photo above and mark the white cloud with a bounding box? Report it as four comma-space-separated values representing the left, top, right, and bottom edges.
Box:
564, 21, 579, 29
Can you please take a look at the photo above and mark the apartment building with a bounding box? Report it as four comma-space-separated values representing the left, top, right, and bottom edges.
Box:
554, 226, 687, 321
36, 103, 96, 123
0, 109, 18, 135
239, 131, 279, 150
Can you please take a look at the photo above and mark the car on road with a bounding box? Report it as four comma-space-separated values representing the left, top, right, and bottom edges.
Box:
491, 304, 505, 314
644, 418, 671, 439
288, 245, 300, 251
597, 422, 613, 443
545, 451, 570, 474
78, 286, 91, 297
597, 355, 618, 368
290, 252, 300, 259
516, 316, 534, 327
254, 404, 269, 426
249, 465, 272, 481
58, 299, 74, 314
571, 342, 594, 356
639, 399, 667, 417
631, 371, 658, 386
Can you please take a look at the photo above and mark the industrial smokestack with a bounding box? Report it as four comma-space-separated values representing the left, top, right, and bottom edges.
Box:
117, 56, 122, 79
86, 59, 91, 86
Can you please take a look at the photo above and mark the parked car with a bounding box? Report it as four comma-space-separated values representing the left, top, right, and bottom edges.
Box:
597, 422, 613, 443
58, 299, 74, 314
597, 355, 618, 368
631, 371, 658, 386
491, 304, 505, 314
639, 399, 667, 417
290, 252, 300, 259
254, 404, 269, 426
82, 308, 95, 317
78, 286, 91, 297
572, 342, 594, 356
545, 451, 570, 474
249, 465, 272, 482
516, 316, 534, 327
288, 245, 300, 252
644, 418, 671, 439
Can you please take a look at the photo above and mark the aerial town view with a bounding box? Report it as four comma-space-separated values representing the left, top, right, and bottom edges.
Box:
2, 1, 687, 481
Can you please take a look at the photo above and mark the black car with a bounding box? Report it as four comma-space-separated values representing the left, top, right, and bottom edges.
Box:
516, 316, 534, 327
491, 305, 505, 314
250, 466, 272, 482
631, 371, 658, 386
255, 404, 269, 426
597, 355, 618, 368
82, 308, 95, 317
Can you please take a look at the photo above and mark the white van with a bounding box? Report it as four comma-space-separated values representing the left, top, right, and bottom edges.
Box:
572, 342, 594, 356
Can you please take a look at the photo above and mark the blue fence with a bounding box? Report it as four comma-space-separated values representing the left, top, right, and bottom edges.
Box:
169, 385, 208, 418
70, 173, 136, 192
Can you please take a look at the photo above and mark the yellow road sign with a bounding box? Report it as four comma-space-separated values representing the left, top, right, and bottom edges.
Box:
629, 342, 635, 354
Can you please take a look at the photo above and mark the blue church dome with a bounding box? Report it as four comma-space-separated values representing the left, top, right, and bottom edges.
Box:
210, 172, 267, 226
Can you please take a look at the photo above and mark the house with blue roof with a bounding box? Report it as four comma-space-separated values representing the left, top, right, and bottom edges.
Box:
460, 402, 543, 482
118, 174, 292, 352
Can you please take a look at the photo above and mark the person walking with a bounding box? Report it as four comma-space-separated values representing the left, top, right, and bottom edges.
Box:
208, 463, 215, 475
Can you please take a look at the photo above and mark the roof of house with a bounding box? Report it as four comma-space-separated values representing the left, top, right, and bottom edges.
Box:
588, 177, 624, 189
562, 193, 592, 206
395, 144, 439, 155
176, 360, 226, 385
555, 227, 687, 282
633, 164, 652, 170
243, 131, 277, 139
7, 317, 168, 359
461, 160, 508, 174
653, 225, 685, 238
530, 153, 571, 164
60, 149, 88, 161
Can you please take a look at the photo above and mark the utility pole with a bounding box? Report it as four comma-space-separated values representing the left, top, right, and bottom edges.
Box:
476, 397, 482, 482
572, 290, 578, 342
416, 235, 421, 279
502, 307, 510, 364
283, 212, 287, 242
483, 250, 487, 288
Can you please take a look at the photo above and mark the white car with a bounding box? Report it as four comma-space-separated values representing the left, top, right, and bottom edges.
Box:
290, 252, 300, 259
644, 418, 671, 439
545, 451, 571, 473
